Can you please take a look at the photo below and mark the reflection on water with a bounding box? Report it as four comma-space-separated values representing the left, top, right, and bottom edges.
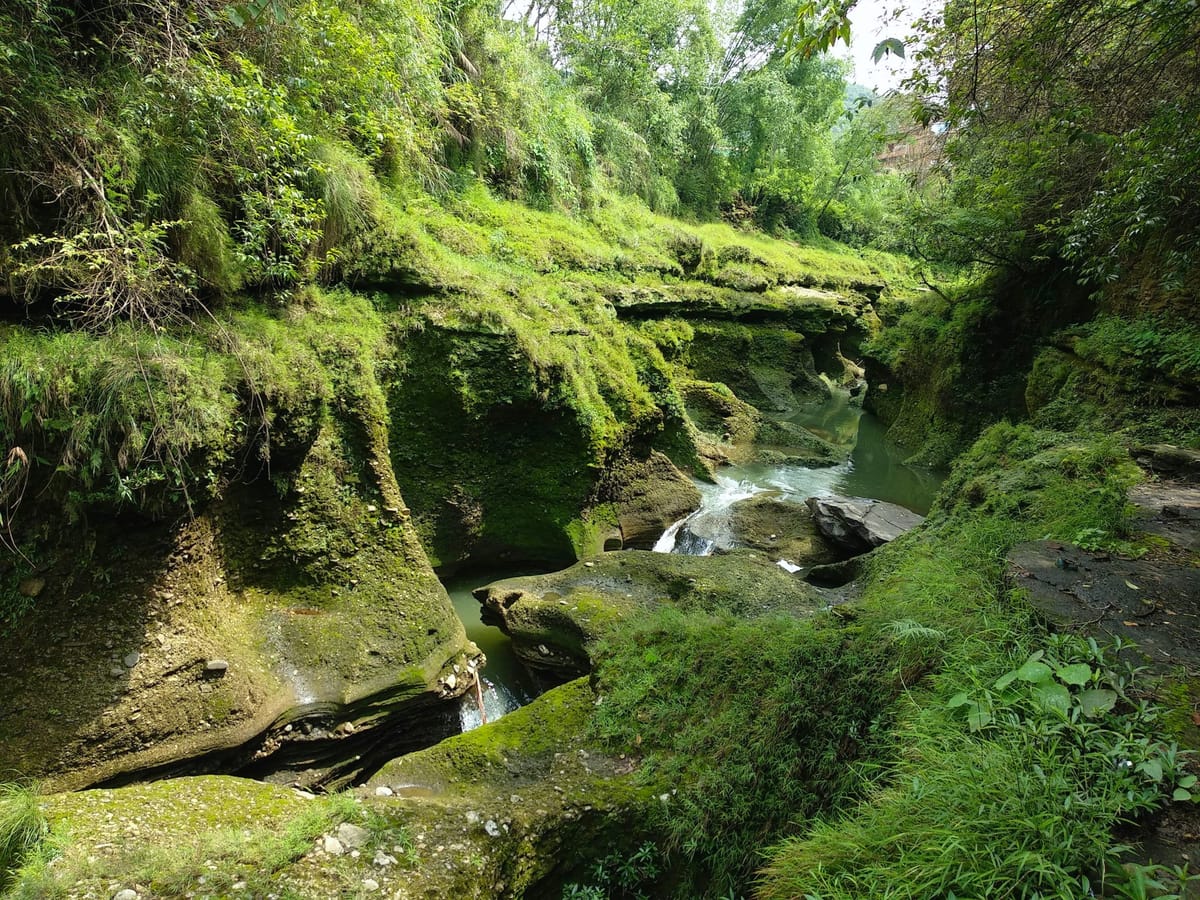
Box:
444, 572, 540, 731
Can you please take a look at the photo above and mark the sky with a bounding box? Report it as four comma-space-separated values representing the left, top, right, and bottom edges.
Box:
841, 0, 915, 94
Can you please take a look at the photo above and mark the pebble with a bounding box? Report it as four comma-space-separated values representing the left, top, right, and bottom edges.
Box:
374, 786, 394, 797
374, 850, 398, 867
110, 667, 125, 678
362, 879, 380, 893
336, 823, 370, 850
113, 891, 138, 900
124, 652, 140, 668
205, 659, 229, 674
483, 819, 502, 837
323, 835, 344, 855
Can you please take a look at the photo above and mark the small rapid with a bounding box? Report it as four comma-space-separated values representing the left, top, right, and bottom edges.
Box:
445, 572, 540, 732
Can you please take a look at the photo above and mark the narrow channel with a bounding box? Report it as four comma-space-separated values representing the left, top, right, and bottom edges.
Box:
444, 571, 541, 731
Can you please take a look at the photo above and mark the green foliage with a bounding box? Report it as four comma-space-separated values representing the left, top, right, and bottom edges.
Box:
0, 782, 48, 890
759, 638, 1188, 899
563, 841, 664, 900
756, 426, 1178, 898
589, 608, 895, 895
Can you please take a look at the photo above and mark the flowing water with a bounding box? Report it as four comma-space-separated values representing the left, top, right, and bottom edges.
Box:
657, 396, 944, 558
444, 571, 541, 731
448, 394, 943, 727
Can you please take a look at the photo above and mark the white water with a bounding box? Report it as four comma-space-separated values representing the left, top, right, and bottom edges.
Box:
458, 676, 529, 731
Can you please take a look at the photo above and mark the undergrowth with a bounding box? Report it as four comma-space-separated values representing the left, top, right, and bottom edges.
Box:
754, 423, 1191, 898
0, 782, 47, 892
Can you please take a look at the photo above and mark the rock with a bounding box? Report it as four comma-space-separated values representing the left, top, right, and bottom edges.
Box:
18, 577, 45, 598
323, 835, 345, 855
374, 785, 394, 797
805, 496, 924, 555
727, 493, 838, 567
123, 652, 140, 669
443, 672, 457, 690
204, 659, 229, 674
362, 879, 380, 892
484, 819, 502, 837
337, 822, 370, 850
113, 891, 138, 900
1132, 444, 1200, 479
110, 667, 125, 678
475, 550, 822, 679
605, 451, 702, 549
374, 849, 398, 867
1008, 540, 1200, 676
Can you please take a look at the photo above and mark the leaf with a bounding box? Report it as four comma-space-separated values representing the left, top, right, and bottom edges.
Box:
1077, 688, 1118, 717
1178, 774, 1197, 789
1192, 711, 1200, 726
947, 691, 971, 709
993, 670, 1018, 691
1173, 788, 1192, 802
1124, 580, 1140, 590
1015, 659, 1053, 684
1137, 758, 1163, 782
871, 37, 906, 63
1034, 682, 1071, 714
967, 703, 992, 732
1055, 663, 1093, 686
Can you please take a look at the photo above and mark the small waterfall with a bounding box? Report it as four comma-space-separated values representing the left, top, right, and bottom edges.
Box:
655, 474, 765, 557
458, 677, 528, 732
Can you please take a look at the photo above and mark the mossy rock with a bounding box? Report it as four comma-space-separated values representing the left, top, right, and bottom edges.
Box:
474, 550, 823, 680
0, 420, 475, 791
602, 451, 701, 549
727, 493, 839, 568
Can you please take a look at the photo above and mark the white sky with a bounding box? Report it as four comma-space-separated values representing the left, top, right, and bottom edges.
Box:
841, 0, 915, 94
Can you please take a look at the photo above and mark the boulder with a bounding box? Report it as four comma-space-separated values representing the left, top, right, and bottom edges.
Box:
726, 493, 838, 569
804, 496, 924, 555
605, 452, 701, 550
474, 550, 823, 681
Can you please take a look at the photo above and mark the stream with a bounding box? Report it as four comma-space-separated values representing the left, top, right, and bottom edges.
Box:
445, 572, 540, 731
449, 396, 943, 731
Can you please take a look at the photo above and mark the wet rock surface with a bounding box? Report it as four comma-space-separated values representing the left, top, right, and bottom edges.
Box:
805, 495, 925, 555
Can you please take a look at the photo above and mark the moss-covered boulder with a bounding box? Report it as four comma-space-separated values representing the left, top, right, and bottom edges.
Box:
726, 493, 839, 568
386, 317, 701, 572
474, 549, 823, 680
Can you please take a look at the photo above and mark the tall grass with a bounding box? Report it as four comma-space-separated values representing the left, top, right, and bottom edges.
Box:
0, 782, 48, 887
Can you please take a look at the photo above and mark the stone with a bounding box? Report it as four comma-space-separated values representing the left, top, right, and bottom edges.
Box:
1132, 444, 1200, 478
484, 819, 502, 837
805, 496, 923, 555
110, 667, 125, 678
374, 785, 394, 797
336, 822, 370, 850
204, 659, 229, 674
444, 672, 457, 690
362, 879, 380, 892
123, 652, 140, 668
323, 835, 344, 855
113, 891, 138, 900
374, 849, 398, 867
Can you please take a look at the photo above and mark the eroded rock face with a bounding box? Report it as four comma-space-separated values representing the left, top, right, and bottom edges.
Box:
605, 451, 702, 549
805, 496, 924, 555
0, 423, 478, 792
474, 550, 823, 681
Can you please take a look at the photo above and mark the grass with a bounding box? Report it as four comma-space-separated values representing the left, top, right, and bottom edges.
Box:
6, 786, 416, 899
0, 782, 48, 889
750, 423, 1190, 898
